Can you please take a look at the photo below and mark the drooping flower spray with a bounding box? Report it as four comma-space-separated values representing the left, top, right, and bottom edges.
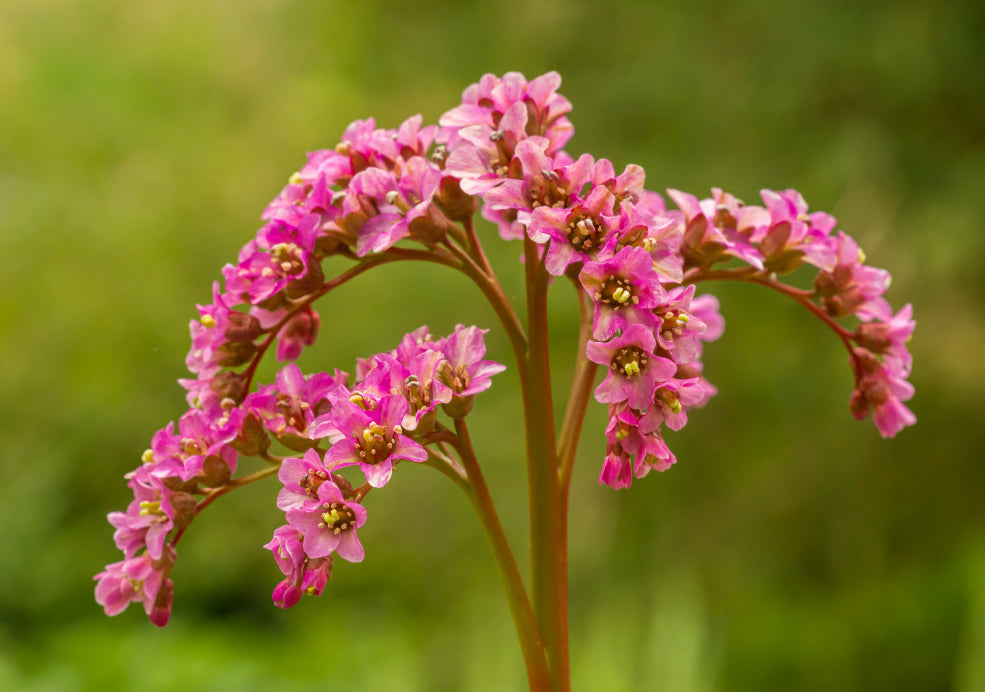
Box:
96, 72, 915, 691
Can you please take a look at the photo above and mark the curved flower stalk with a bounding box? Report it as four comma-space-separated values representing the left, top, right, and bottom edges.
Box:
96, 71, 915, 691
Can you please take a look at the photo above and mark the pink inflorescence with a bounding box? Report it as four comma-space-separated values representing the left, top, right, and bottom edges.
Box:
97, 70, 915, 624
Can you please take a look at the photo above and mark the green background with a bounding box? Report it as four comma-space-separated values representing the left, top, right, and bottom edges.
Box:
2, 0, 983, 689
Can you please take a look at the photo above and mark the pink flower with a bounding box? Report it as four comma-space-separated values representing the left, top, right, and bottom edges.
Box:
850, 348, 916, 438
314, 395, 428, 488
586, 324, 676, 410
351, 156, 444, 256
94, 548, 175, 627
245, 363, 343, 439
438, 325, 506, 397
639, 377, 717, 432
524, 185, 617, 275
668, 188, 765, 270
277, 448, 334, 511
814, 232, 892, 320
856, 303, 915, 377
652, 286, 713, 365
440, 71, 573, 154
265, 525, 333, 608
186, 282, 261, 378
286, 479, 368, 562
274, 305, 321, 362
579, 245, 663, 340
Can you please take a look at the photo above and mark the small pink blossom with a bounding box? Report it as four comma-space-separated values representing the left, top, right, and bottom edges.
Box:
286, 480, 368, 562
94, 548, 175, 627
586, 324, 676, 410
314, 395, 428, 488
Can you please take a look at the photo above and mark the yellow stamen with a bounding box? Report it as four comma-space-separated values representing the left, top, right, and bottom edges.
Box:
612, 287, 631, 304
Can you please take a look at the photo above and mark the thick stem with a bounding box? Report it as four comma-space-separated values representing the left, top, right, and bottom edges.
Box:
522, 237, 568, 691
452, 419, 552, 691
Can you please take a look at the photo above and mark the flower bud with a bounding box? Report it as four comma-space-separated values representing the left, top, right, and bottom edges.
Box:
434, 176, 478, 222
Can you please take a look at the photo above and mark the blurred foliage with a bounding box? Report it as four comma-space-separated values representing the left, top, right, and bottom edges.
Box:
1, 0, 983, 689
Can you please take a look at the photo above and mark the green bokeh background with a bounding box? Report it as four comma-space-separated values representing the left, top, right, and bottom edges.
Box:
2, 0, 983, 689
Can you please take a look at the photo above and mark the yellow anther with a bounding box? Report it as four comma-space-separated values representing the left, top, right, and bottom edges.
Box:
200, 315, 216, 328
322, 508, 342, 525
139, 500, 163, 517
623, 360, 641, 376
289, 172, 304, 186
858, 248, 866, 264
141, 449, 154, 464
669, 399, 683, 414
678, 314, 690, 324
615, 428, 629, 441
612, 287, 631, 304
362, 424, 385, 442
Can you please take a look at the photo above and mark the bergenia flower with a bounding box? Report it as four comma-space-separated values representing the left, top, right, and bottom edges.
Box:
314, 395, 428, 488
579, 245, 663, 340
94, 547, 175, 627
586, 324, 676, 410
285, 479, 368, 562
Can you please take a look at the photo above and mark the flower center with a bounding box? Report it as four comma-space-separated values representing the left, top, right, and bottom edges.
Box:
528, 170, 568, 210
356, 423, 400, 464
438, 361, 472, 393
298, 469, 328, 498
277, 393, 310, 432
659, 309, 690, 341
655, 388, 683, 414
269, 243, 306, 276
565, 211, 605, 252
404, 375, 433, 411
319, 502, 356, 535
597, 276, 636, 309
138, 500, 167, 522
611, 346, 648, 377
181, 437, 206, 456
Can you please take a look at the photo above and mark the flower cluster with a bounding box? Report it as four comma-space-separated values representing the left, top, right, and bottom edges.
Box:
434, 73, 914, 486
96, 323, 504, 622
97, 70, 914, 627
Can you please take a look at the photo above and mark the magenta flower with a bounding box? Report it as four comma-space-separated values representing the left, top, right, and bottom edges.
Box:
186, 282, 260, 378
586, 324, 676, 410
245, 363, 343, 439
814, 231, 893, 320
651, 285, 713, 365
264, 524, 334, 608
850, 348, 916, 438
856, 303, 915, 377
439, 325, 506, 397
668, 188, 765, 270
579, 245, 663, 340
277, 448, 333, 511
286, 479, 368, 562
597, 200, 684, 284
94, 548, 175, 627
314, 395, 428, 488
524, 185, 617, 275
351, 156, 444, 256
752, 189, 838, 271
633, 428, 678, 476
440, 71, 573, 155
639, 377, 717, 433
